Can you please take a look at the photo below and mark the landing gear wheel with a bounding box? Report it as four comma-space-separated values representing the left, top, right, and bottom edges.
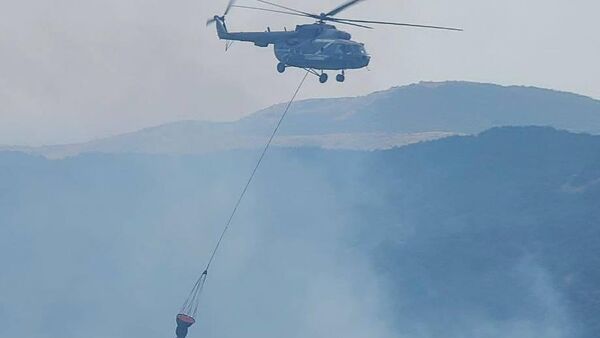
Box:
277, 63, 286, 73
319, 73, 329, 84
336, 74, 345, 82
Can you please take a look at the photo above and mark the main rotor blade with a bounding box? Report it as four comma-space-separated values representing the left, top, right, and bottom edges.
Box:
328, 18, 373, 29
206, 18, 216, 26
232, 5, 373, 29
224, 0, 237, 16
325, 0, 367, 17
333, 17, 463, 31
232, 5, 312, 19
256, 0, 317, 18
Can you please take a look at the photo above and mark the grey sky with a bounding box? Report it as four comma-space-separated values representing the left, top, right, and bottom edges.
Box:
1, 0, 599, 146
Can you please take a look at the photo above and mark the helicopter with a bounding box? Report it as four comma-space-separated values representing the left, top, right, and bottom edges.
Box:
206, 0, 462, 83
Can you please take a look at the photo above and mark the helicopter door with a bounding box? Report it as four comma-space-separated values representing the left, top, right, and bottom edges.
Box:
308, 40, 331, 61
315, 40, 335, 53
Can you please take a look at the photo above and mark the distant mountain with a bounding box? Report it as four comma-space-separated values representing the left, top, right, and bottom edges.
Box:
249, 81, 600, 135
3, 81, 599, 158
2, 127, 600, 338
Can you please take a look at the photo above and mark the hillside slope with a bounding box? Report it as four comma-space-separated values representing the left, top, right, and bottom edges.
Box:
3, 81, 599, 158
1, 127, 600, 338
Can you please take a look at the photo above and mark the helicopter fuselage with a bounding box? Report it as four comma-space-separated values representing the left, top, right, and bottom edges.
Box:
274, 37, 370, 70
214, 19, 371, 71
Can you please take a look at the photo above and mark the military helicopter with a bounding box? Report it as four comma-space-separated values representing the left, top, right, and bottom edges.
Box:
206, 0, 462, 83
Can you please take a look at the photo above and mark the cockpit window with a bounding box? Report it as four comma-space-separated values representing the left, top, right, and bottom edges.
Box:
338, 44, 361, 54
350, 45, 363, 54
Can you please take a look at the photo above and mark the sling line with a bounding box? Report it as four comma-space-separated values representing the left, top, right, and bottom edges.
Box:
180, 71, 310, 317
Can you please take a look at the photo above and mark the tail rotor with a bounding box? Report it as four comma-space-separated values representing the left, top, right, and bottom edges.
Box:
206, 15, 222, 26
206, 0, 237, 26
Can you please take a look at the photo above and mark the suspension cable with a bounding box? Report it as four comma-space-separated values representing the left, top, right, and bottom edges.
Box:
180, 71, 310, 316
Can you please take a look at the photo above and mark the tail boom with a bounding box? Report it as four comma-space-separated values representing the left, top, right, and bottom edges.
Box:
212, 17, 297, 47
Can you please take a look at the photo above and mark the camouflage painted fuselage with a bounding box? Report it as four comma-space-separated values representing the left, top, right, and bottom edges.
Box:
214, 19, 371, 70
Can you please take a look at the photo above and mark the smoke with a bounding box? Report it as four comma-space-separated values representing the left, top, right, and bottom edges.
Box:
0, 150, 395, 338
1, 127, 593, 338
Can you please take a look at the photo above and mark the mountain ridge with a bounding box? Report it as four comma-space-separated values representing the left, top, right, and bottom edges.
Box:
3, 81, 599, 158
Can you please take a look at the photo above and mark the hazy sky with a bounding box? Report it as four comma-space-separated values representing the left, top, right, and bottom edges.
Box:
1, 0, 599, 145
